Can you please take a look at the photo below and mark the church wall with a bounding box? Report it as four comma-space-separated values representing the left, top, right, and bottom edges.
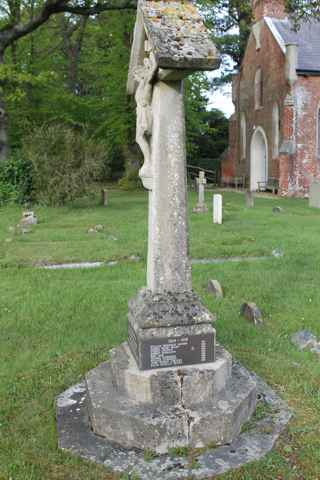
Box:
235, 21, 289, 185
291, 76, 320, 196
221, 113, 237, 184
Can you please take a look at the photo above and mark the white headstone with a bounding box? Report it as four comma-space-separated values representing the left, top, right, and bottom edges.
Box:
213, 194, 222, 224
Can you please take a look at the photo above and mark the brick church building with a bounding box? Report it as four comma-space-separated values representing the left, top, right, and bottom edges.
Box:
221, 0, 320, 196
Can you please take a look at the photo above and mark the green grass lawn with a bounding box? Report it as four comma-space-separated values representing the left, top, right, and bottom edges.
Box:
1, 189, 320, 479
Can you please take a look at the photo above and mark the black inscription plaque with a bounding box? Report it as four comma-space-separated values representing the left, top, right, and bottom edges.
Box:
142, 333, 215, 370
128, 323, 215, 370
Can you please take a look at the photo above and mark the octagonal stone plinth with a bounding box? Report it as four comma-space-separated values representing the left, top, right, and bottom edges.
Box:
85, 344, 256, 454
109, 342, 232, 407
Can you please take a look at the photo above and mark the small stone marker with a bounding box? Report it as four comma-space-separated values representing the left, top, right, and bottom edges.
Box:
309, 180, 320, 208
20, 211, 37, 225
245, 191, 254, 208
207, 279, 223, 298
193, 171, 208, 213
240, 302, 263, 325
272, 206, 283, 213
213, 194, 222, 224
101, 188, 108, 206
290, 330, 317, 350
271, 248, 283, 258
87, 224, 104, 233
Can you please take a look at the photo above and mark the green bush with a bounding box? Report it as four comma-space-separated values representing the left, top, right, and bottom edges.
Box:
0, 153, 33, 205
24, 125, 106, 205
118, 168, 142, 191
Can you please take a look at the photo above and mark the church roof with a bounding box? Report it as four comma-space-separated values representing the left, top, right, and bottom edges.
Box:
266, 17, 320, 74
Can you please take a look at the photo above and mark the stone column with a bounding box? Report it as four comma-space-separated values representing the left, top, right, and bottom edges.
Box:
147, 80, 191, 293
128, 76, 215, 370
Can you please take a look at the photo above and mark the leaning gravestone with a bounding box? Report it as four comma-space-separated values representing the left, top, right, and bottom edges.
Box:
309, 180, 320, 208
240, 302, 263, 326
56, 1, 292, 476
193, 171, 208, 213
207, 279, 224, 298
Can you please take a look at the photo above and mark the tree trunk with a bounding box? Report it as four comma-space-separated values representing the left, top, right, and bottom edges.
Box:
0, 52, 9, 162
59, 15, 88, 95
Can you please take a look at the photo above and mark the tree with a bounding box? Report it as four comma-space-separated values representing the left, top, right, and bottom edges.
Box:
0, 0, 137, 161
185, 73, 228, 168
286, 0, 320, 25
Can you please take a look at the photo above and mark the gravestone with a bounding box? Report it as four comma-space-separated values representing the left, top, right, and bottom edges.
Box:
101, 188, 108, 206
207, 279, 224, 298
193, 171, 208, 213
213, 194, 223, 224
309, 181, 320, 208
245, 190, 254, 208
240, 302, 263, 326
272, 206, 283, 213
57, 0, 258, 458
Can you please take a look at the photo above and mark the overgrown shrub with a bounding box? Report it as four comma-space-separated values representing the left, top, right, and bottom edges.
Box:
0, 153, 33, 205
118, 168, 142, 191
24, 125, 106, 205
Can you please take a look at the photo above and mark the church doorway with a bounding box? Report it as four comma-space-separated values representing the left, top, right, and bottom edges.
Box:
250, 127, 268, 191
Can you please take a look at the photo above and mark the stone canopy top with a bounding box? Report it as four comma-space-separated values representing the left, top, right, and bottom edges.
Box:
127, 0, 220, 94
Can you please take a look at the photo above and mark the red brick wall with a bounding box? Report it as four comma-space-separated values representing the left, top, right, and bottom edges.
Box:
252, 0, 287, 22
236, 21, 289, 183
221, 114, 238, 184
292, 77, 320, 195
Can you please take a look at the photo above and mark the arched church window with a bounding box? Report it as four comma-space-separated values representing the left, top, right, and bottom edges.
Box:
254, 68, 263, 109
240, 113, 246, 160
272, 103, 280, 158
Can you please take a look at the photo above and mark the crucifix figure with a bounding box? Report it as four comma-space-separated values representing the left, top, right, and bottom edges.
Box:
134, 50, 157, 189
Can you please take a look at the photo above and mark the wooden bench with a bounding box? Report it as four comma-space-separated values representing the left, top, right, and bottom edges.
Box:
257, 177, 279, 195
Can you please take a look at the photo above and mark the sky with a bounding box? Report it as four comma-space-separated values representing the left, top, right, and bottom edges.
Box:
207, 58, 236, 119
209, 84, 235, 118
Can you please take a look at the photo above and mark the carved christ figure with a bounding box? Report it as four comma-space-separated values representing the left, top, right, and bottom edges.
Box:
134, 52, 157, 189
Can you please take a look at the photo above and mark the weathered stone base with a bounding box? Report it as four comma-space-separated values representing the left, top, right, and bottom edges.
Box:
80, 343, 256, 454
56, 364, 292, 479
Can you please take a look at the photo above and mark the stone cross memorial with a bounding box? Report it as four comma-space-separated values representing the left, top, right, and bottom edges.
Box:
193, 170, 208, 213
65, 0, 258, 456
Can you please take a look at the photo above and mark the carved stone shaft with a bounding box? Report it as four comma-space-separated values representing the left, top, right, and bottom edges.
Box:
147, 79, 191, 293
